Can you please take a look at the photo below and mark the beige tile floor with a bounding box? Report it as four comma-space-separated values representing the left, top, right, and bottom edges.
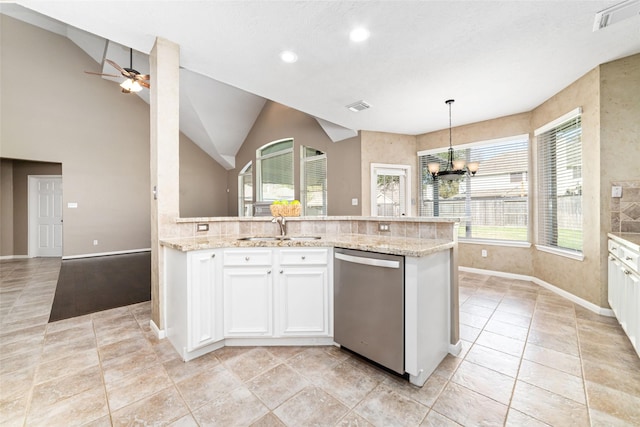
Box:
1, 258, 639, 426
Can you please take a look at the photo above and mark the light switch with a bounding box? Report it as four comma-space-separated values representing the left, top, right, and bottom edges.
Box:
67, 202, 78, 208
612, 186, 622, 198
351, 198, 358, 206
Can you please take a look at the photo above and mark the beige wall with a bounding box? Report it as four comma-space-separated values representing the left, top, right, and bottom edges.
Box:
227, 101, 362, 216
179, 133, 229, 217
416, 54, 640, 308
360, 131, 418, 216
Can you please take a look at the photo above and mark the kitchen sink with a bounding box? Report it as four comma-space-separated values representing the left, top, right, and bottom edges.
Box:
237, 236, 322, 242
283, 236, 322, 241
237, 236, 281, 241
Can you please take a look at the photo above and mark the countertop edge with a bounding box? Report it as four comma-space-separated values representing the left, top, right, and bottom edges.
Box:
608, 232, 640, 252
160, 235, 455, 258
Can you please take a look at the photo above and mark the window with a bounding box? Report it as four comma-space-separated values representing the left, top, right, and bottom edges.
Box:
301, 146, 327, 216
535, 109, 582, 254
256, 139, 294, 202
238, 161, 252, 217
419, 135, 529, 242
371, 164, 411, 217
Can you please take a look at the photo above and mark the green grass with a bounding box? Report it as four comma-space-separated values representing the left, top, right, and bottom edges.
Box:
458, 225, 583, 251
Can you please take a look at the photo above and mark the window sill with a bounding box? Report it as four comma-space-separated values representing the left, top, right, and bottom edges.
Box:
535, 244, 584, 261
459, 239, 531, 248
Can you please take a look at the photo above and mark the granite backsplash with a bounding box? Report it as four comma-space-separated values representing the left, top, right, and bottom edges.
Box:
611, 180, 640, 234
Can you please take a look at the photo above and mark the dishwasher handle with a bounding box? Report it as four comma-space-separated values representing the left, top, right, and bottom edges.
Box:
335, 252, 400, 269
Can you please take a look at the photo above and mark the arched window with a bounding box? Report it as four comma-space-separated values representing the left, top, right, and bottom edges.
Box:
256, 139, 294, 202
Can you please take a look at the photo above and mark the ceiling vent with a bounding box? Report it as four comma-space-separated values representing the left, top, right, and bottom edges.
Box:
346, 100, 371, 112
593, 0, 640, 31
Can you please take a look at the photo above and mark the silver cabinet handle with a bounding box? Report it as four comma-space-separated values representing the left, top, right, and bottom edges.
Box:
626, 256, 633, 261
612, 247, 617, 251
624, 270, 631, 275
211, 254, 216, 258
245, 256, 250, 261
267, 270, 272, 274
301, 256, 306, 260
280, 270, 284, 274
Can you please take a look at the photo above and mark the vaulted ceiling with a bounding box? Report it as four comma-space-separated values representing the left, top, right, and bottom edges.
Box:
3, 1, 638, 169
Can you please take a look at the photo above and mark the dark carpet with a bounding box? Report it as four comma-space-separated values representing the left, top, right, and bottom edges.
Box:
49, 252, 151, 322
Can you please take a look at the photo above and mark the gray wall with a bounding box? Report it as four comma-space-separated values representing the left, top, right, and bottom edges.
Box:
227, 101, 362, 216
1, 15, 227, 256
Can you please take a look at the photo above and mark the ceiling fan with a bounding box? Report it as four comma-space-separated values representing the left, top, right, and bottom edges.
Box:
85, 47, 150, 93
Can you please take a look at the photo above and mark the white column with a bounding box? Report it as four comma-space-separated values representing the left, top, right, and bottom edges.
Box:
150, 37, 180, 332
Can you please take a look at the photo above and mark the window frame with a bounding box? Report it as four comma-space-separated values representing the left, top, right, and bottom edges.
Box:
533, 108, 584, 260
300, 146, 328, 216
418, 134, 530, 244
370, 163, 411, 217
255, 138, 294, 202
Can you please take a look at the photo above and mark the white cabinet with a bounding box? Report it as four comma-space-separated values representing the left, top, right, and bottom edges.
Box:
222, 247, 332, 339
165, 248, 223, 361
277, 249, 331, 337
223, 249, 274, 337
608, 237, 640, 357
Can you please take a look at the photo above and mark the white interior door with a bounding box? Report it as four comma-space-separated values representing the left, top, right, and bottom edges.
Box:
29, 176, 63, 257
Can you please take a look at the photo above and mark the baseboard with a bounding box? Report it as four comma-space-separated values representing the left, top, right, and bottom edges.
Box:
449, 340, 462, 356
0, 255, 29, 260
62, 248, 151, 260
150, 320, 166, 339
459, 266, 615, 317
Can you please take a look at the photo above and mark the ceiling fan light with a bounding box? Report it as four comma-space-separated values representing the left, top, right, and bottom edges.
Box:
120, 78, 142, 93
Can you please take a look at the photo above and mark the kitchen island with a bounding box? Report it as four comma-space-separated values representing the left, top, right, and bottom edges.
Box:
161, 218, 459, 387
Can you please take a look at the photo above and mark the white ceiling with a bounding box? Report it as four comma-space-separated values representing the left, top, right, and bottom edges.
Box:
4, 1, 640, 168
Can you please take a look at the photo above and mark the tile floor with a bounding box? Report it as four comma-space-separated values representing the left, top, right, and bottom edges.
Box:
1, 257, 640, 426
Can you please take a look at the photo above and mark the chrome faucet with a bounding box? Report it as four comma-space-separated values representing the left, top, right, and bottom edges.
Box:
272, 215, 287, 237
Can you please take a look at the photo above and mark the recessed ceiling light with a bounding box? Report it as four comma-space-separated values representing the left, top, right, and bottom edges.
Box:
280, 50, 298, 63
349, 27, 370, 42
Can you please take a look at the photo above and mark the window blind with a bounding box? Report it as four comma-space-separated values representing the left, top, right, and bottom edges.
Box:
536, 113, 582, 253
257, 139, 294, 202
419, 135, 529, 242
301, 148, 327, 216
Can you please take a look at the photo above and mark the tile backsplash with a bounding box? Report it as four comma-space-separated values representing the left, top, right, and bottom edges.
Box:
611, 180, 640, 233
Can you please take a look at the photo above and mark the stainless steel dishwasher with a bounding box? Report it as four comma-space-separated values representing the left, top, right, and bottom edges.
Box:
334, 248, 404, 374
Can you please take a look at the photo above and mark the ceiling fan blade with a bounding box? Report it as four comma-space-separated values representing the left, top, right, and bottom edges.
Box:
136, 74, 150, 81
139, 81, 151, 89
84, 71, 122, 78
105, 59, 131, 78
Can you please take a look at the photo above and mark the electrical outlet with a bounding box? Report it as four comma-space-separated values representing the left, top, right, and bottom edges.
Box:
197, 224, 209, 232
481, 249, 487, 258
612, 186, 622, 198
93, 240, 98, 246
378, 223, 391, 232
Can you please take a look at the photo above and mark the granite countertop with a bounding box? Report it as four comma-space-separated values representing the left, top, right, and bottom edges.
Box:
608, 232, 640, 252
175, 216, 463, 223
160, 233, 455, 257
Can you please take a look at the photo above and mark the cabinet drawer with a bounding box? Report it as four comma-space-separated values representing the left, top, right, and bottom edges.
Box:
619, 246, 640, 273
280, 248, 329, 265
223, 249, 272, 266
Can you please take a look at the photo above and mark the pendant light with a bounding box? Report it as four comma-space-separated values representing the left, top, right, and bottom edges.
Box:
427, 99, 479, 180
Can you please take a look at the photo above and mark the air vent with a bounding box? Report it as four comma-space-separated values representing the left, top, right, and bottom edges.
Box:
593, 0, 640, 31
346, 100, 371, 112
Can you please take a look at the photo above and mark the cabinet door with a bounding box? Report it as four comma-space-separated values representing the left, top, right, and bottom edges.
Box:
277, 266, 329, 336
608, 256, 624, 317
622, 269, 639, 351
224, 267, 273, 337
188, 250, 222, 351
